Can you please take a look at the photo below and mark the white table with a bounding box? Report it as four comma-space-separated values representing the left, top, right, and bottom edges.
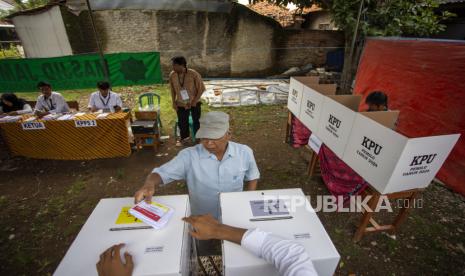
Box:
220, 188, 340, 276
54, 196, 193, 276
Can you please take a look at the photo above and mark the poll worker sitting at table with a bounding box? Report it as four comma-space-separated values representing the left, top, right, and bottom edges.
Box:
134, 111, 260, 219
0, 93, 33, 115
88, 81, 123, 113
97, 214, 317, 276
34, 81, 70, 117
319, 91, 390, 204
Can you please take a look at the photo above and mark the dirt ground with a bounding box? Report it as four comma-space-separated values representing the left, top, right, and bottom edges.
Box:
0, 104, 464, 275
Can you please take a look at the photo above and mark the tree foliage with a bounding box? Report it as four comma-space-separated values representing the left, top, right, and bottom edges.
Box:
249, 0, 454, 37
0, 45, 22, 59
0, 0, 50, 18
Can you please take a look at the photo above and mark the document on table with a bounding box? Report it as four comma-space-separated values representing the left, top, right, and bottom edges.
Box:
23, 117, 37, 122
57, 114, 74, 121
96, 113, 110, 119
0, 115, 22, 122
250, 199, 290, 217
129, 201, 174, 229
42, 114, 61, 121
73, 112, 86, 118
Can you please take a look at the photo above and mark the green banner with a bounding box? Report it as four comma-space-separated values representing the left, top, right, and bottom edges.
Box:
0, 52, 163, 92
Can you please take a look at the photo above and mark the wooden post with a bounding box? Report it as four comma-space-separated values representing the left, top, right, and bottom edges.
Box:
353, 192, 380, 242
285, 111, 293, 143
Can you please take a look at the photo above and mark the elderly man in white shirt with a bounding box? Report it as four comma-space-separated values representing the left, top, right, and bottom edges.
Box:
88, 81, 123, 113
34, 81, 70, 117
134, 111, 260, 219
135, 111, 260, 255
97, 214, 318, 276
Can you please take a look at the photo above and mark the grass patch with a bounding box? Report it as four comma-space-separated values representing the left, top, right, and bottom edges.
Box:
116, 168, 125, 180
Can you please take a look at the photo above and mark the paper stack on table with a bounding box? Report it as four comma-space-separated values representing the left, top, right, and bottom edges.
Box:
0, 115, 22, 122
57, 114, 74, 121
96, 113, 109, 119
129, 201, 174, 229
42, 114, 62, 121
23, 117, 37, 122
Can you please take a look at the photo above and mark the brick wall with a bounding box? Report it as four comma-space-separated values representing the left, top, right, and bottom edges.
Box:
61, 3, 344, 77
276, 29, 345, 71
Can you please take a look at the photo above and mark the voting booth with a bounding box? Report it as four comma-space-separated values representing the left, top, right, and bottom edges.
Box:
287, 76, 460, 194
220, 188, 340, 276
317, 95, 361, 157
342, 113, 460, 194
54, 196, 194, 276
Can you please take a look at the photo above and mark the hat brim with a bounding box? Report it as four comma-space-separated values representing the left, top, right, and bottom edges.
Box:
195, 127, 227, 139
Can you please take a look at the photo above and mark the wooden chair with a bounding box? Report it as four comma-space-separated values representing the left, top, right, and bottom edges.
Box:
131, 111, 160, 152
138, 92, 162, 133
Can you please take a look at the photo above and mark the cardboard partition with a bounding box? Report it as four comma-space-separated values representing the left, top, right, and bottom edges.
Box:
287, 76, 337, 118
316, 95, 362, 157
221, 189, 340, 276
385, 134, 460, 193
359, 111, 400, 130
343, 113, 460, 194
293, 76, 320, 86
287, 77, 304, 116
299, 84, 336, 132
342, 113, 410, 193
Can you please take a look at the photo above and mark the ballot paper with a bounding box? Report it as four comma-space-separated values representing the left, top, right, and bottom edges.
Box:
42, 114, 61, 121
23, 116, 37, 122
57, 114, 74, 121
129, 201, 174, 229
96, 113, 109, 119
0, 115, 22, 122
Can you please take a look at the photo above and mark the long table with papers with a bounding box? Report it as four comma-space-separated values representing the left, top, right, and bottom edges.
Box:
0, 112, 131, 160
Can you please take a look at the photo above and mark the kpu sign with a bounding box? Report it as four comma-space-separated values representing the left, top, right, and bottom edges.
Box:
317, 95, 361, 158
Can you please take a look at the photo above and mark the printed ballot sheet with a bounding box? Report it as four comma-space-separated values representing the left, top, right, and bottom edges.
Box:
129, 201, 174, 229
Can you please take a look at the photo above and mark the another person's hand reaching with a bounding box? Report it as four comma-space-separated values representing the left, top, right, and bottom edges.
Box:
97, 244, 133, 276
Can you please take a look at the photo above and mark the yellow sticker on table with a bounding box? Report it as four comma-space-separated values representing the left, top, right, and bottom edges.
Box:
115, 206, 142, 224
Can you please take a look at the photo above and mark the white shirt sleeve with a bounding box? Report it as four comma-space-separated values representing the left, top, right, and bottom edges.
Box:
241, 228, 318, 276
115, 93, 123, 107
16, 104, 33, 115
34, 96, 45, 112
49, 93, 69, 114
152, 150, 188, 185
244, 146, 260, 181
88, 93, 96, 109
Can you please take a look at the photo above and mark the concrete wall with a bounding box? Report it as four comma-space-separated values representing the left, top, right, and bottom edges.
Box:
12, 6, 73, 58
276, 29, 344, 70
302, 11, 337, 30
58, 3, 344, 77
